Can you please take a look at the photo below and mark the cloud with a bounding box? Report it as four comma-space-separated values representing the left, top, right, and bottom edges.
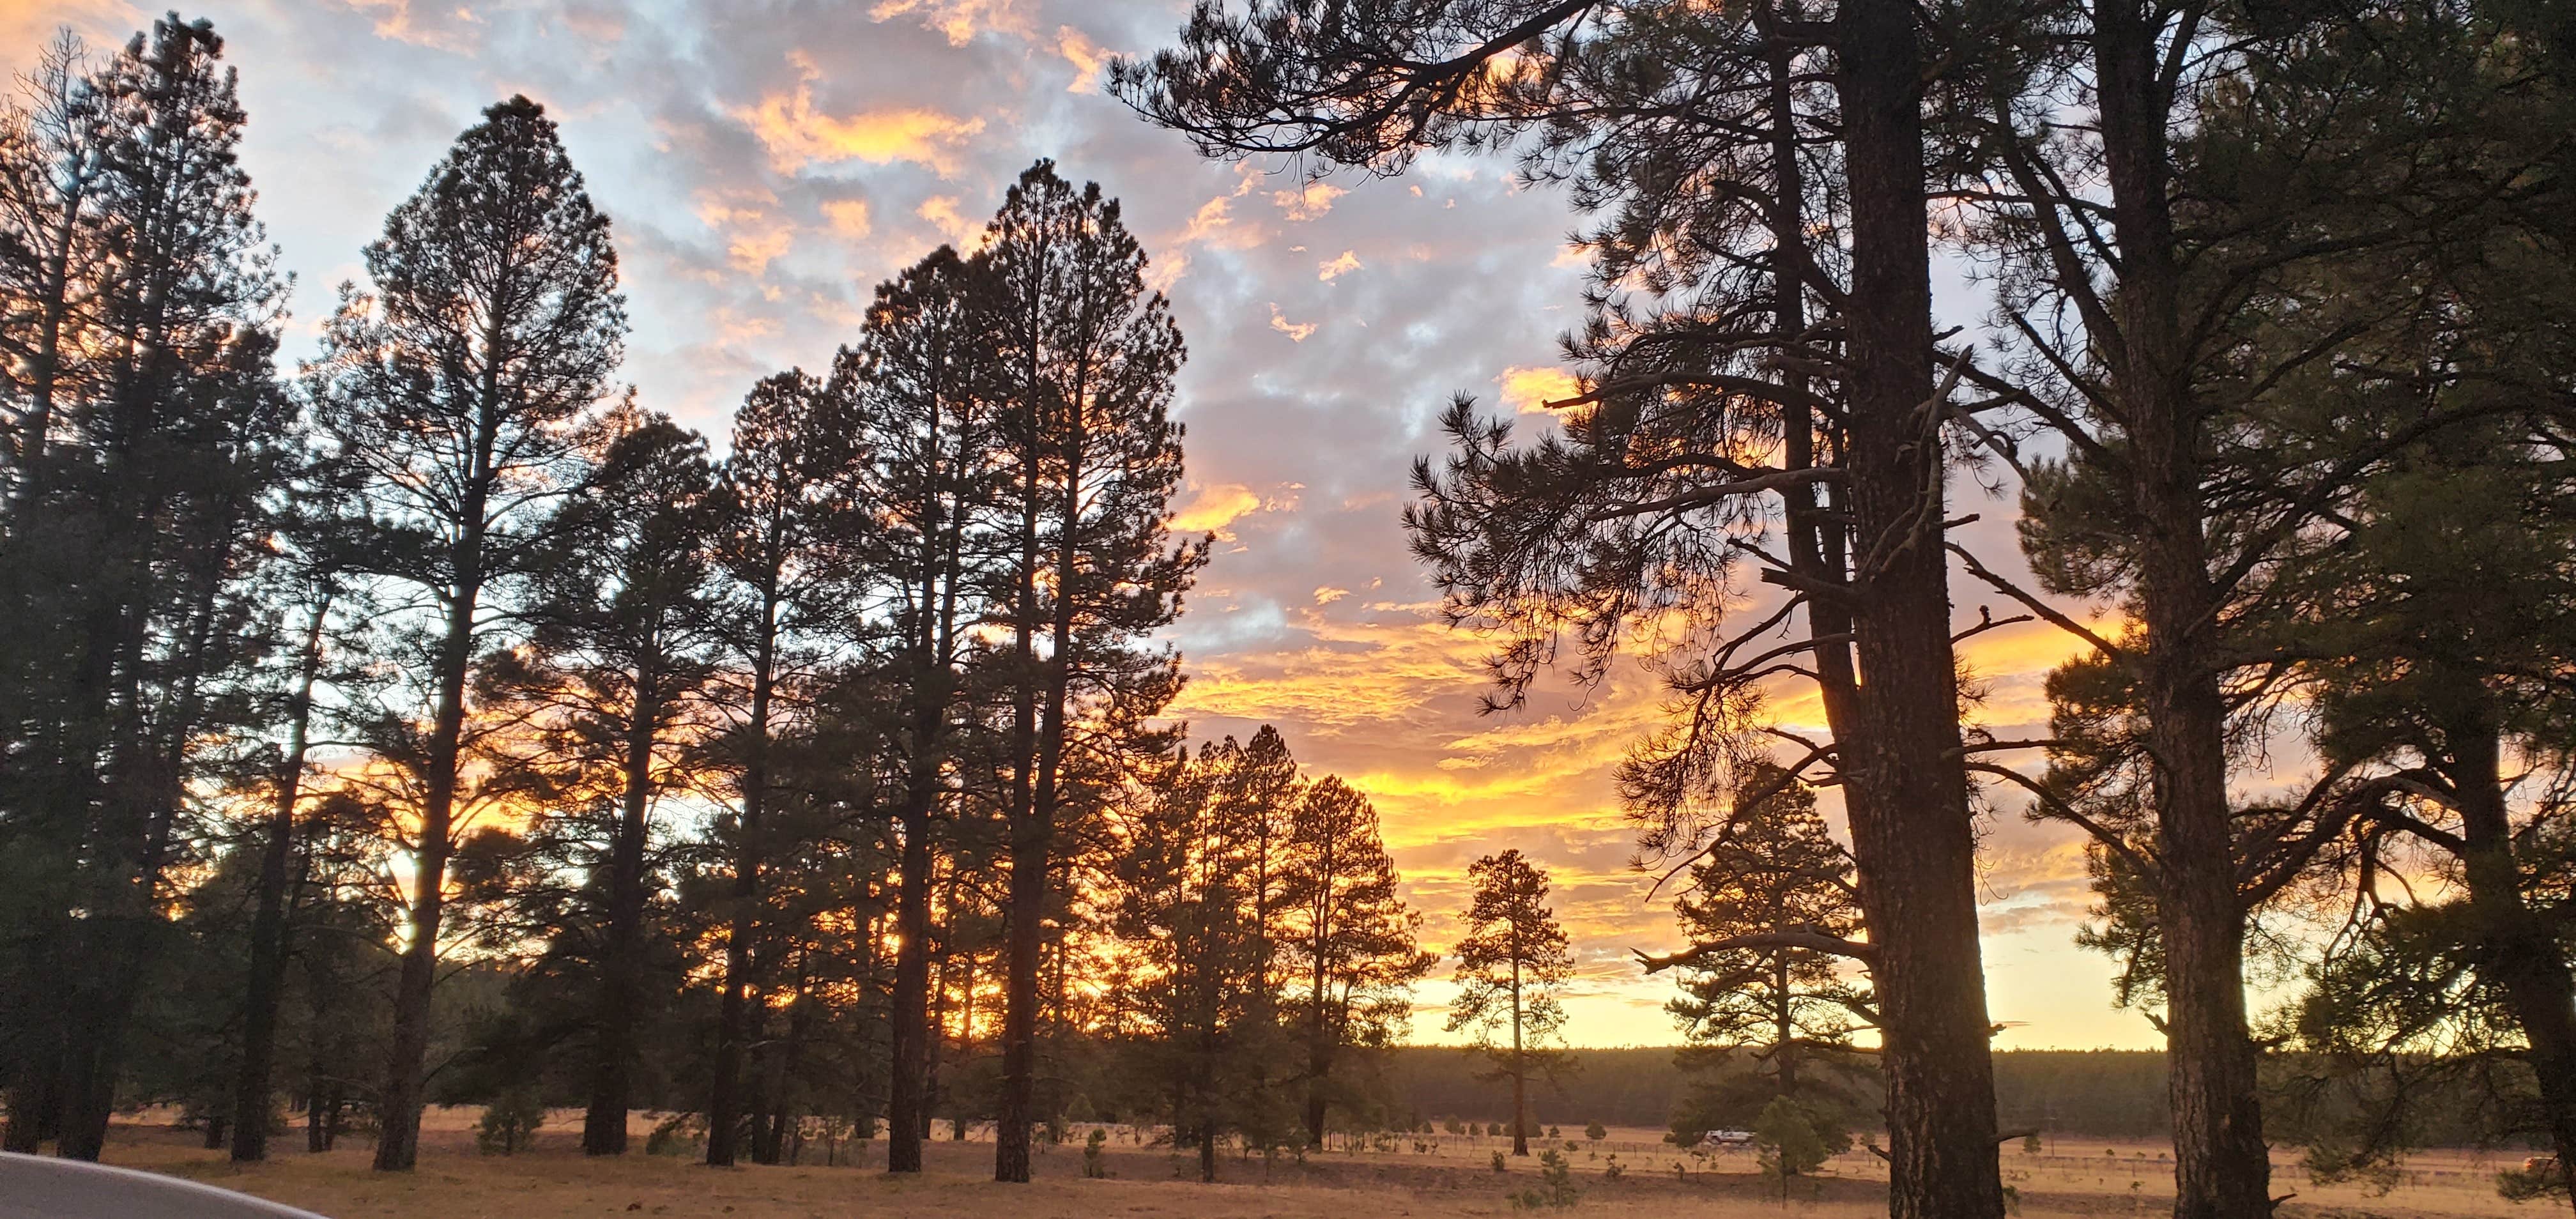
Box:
870, 0, 1032, 47
916, 195, 982, 247
820, 198, 872, 238
726, 222, 795, 274
1317, 249, 1363, 281
1273, 179, 1347, 220
735, 55, 986, 176
1314, 586, 1349, 605
1169, 483, 1267, 537
1496, 364, 1581, 415
1055, 25, 1107, 93
330, 0, 483, 52
1268, 303, 1317, 342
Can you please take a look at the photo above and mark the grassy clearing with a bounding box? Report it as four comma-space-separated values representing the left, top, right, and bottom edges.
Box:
96, 1120, 2529, 1219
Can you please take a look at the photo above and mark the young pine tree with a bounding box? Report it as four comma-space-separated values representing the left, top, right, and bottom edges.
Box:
1278, 775, 1434, 1147
1113, 745, 1272, 1183
1648, 764, 1869, 1142
1447, 849, 1573, 1158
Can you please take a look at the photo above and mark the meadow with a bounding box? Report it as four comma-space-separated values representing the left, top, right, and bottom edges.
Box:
107, 1116, 2533, 1219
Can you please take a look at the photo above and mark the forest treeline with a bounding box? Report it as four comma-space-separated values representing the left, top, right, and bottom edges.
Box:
1116, 0, 2576, 1215
0, 13, 1464, 1189
1387, 1047, 2540, 1148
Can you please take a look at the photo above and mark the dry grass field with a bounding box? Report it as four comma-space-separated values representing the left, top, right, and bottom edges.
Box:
96, 1117, 2542, 1219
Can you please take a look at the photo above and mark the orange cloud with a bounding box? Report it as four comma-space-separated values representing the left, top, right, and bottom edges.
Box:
870, 0, 1031, 46
1055, 25, 1107, 93
1317, 249, 1363, 281
737, 55, 985, 176
330, 0, 481, 51
1273, 180, 1346, 220
1169, 484, 1266, 537
916, 195, 983, 248
820, 198, 872, 238
726, 224, 794, 275
1268, 303, 1317, 342
1496, 364, 1581, 415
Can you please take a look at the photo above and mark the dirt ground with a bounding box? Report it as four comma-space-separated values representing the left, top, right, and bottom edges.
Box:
96, 1118, 2541, 1219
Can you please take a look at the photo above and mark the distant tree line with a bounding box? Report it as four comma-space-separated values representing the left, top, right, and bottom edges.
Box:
1385, 1046, 2547, 1149
0, 15, 1436, 1186
1120, 0, 2576, 1215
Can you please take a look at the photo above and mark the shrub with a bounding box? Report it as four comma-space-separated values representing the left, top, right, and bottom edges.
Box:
643, 1112, 701, 1157
1584, 1121, 1606, 1142
1084, 1129, 1109, 1179
475, 1087, 545, 1156
1752, 1095, 1851, 1199
1508, 1150, 1581, 1209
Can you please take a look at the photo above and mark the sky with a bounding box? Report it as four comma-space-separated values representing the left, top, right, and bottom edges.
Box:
4, 0, 2171, 1050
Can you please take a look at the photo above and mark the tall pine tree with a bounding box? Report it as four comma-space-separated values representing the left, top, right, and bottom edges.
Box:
979, 160, 1200, 1183
309, 95, 624, 1172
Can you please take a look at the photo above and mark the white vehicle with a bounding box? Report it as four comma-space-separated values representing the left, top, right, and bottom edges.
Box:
1703, 1129, 1757, 1147
2, 1153, 331, 1218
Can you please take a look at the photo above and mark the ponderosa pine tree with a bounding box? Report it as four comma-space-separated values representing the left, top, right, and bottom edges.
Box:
0, 31, 105, 526
1112, 744, 1273, 1182
702, 367, 859, 1167
841, 246, 994, 1174
979, 160, 1200, 1183
1954, 6, 2572, 1211
309, 95, 624, 1172
1646, 763, 1871, 1137
2289, 426, 2576, 1199
0, 16, 289, 1160
486, 404, 723, 1155
228, 447, 373, 1162
1202, 726, 1303, 1149
1119, 8, 2007, 1212
1447, 849, 1572, 1158
1278, 774, 1433, 1146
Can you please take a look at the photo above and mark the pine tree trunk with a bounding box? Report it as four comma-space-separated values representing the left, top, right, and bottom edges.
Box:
2092, 1, 2274, 1209
1834, 1, 2007, 1215
2450, 730, 2576, 1210
374, 532, 486, 1172
585, 695, 657, 1155
1510, 949, 1529, 1157
305, 1079, 326, 1154
707, 622, 774, 1167
995, 824, 1047, 1180
997, 430, 1076, 1183
1305, 944, 1333, 1147
887, 774, 936, 1173
231, 599, 328, 1162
